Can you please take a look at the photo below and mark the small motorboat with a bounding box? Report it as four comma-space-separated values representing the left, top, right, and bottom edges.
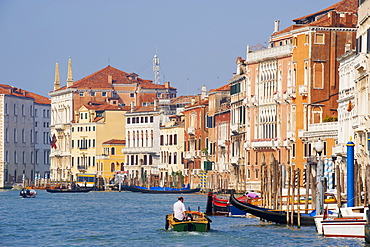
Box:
165, 211, 211, 232
20, 189, 37, 198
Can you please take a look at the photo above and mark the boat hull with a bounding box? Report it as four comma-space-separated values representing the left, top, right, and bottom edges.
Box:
229, 193, 315, 226
322, 219, 365, 238
166, 211, 211, 232
46, 188, 93, 193
126, 186, 200, 194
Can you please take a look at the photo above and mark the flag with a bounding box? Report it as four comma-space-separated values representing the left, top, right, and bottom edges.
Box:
50, 134, 57, 149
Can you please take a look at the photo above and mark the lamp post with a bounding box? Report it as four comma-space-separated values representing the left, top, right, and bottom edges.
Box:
315, 139, 325, 215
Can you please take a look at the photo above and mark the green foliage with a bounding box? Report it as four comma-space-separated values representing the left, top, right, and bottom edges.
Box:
323, 115, 338, 122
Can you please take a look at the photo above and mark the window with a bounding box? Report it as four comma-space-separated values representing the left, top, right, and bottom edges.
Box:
150, 116, 153, 123
14, 151, 17, 163
14, 129, 17, 143
102, 92, 107, 97
112, 92, 117, 98
315, 34, 325, 44
5, 103, 8, 115
22, 129, 25, 143
22, 104, 25, 116
90, 92, 95, 96
79, 92, 84, 97
14, 104, 17, 115
130, 93, 134, 98
127, 118, 131, 124
111, 163, 115, 172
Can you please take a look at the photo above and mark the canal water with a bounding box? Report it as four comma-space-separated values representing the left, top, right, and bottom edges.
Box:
0, 189, 366, 246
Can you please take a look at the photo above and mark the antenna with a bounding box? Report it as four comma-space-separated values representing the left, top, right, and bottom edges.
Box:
153, 54, 161, 84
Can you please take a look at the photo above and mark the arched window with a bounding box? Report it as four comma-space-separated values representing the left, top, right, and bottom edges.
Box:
111, 147, 116, 155
111, 163, 115, 172
120, 163, 124, 171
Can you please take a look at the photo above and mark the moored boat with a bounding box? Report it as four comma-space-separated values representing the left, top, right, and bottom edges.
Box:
125, 186, 200, 194
229, 193, 315, 226
46, 187, 93, 193
165, 211, 211, 232
319, 206, 367, 238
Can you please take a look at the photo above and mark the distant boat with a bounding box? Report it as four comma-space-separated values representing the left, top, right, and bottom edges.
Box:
206, 192, 250, 216
229, 193, 315, 226
125, 186, 200, 194
165, 211, 211, 232
20, 189, 37, 198
46, 187, 93, 193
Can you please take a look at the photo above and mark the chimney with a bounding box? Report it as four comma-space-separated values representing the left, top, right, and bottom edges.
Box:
274, 20, 280, 33
344, 13, 353, 28
164, 81, 170, 88
191, 98, 196, 105
154, 99, 158, 111
108, 75, 113, 84
201, 85, 207, 99
130, 102, 134, 112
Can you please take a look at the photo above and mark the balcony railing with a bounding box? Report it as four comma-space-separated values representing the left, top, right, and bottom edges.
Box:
188, 126, 195, 135
230, 156, 239, 165
231, 123, 239, 134
298, 85, 308, 96
77, 165, 87, 171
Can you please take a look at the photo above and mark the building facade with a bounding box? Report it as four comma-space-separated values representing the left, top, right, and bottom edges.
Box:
0, 85, 50, 188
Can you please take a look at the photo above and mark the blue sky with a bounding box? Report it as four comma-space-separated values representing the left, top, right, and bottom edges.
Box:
0, 0, 339, 97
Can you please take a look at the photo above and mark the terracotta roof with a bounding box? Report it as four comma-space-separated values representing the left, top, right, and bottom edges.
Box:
170, 95, 197, 104
54, 65, 176, 91
92, 117, 103, 122
0, 84, 50, 105
103, 139, 126, 145
293, 0, 358, 23
209, 84, 230, 93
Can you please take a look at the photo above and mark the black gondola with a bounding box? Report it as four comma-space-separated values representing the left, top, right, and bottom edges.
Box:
229, 193, 315, 226
125, 186, 200, 194
46, 188, 93, 193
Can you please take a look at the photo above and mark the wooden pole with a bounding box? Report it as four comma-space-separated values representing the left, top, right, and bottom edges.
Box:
366, 165, 370, 206
297, 168, 301, 228
305, 166, 310, 214
335, 164, 341, 208
291, 167, 296, 225
286, 166, 291, 225
311, 164, 317, 212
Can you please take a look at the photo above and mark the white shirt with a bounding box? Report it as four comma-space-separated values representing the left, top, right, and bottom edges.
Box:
173, 200, 186, 220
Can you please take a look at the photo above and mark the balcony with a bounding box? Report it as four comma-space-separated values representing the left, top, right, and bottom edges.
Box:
230, 156, 239, 165
96, 155, 110, 160
246, 44, 292, 64
298, 85, 308, 96
184, 151, 195, 160
77, 165, 87, 172
121, 146, 159, 155
231, 123, 239, 134
218, 139, 225, 147
333, 144, 346, 155
243, 141, 250, 149
54, 124, 64, 131
188, 126, 195, 135
287, 130, 294, 140
251, 139, 276, 149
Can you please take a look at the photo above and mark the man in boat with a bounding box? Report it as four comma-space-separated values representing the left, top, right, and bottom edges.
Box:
173, 196, 186, 221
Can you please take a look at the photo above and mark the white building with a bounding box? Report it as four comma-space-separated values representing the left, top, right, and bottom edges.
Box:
0, 85, 50, 188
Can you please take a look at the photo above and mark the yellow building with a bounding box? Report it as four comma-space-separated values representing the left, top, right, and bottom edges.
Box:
96, 139, 126, 185
70, 103, 128, 185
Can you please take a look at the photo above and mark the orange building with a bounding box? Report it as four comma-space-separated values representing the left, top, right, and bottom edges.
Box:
183, 93, 209, 188
287, 0, 357, 173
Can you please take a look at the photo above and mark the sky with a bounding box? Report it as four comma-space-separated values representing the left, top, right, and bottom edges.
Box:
0, 0, 340, 98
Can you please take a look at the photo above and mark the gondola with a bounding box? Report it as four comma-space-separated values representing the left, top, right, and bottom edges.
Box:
229, 193, 315, 226
125, 186, 200, 194
20, 189, 37, 198
46, 187, 93, 193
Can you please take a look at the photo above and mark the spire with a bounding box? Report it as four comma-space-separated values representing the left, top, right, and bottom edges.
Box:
66, 56, 73, 87
53, 61, 60, 91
